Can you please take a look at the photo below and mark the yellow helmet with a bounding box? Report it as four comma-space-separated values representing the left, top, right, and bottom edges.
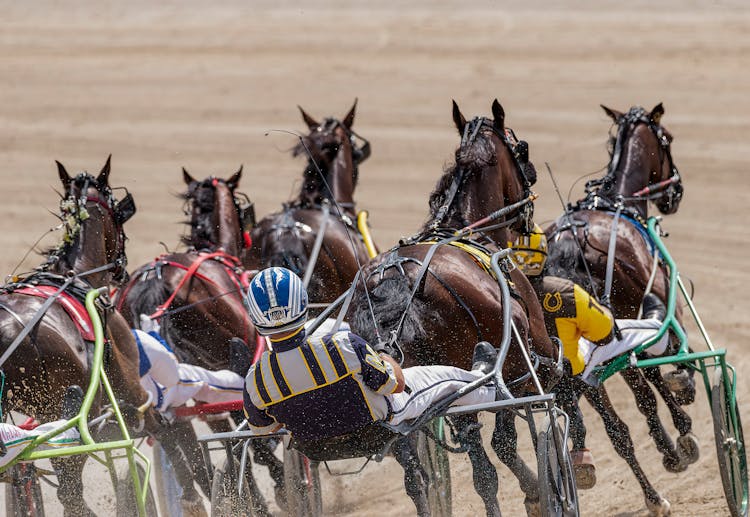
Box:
509, 224, 548, 276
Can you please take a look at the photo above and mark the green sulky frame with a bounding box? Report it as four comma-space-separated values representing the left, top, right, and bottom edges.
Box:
594, 217, 748, 517
0, 287, 151, 516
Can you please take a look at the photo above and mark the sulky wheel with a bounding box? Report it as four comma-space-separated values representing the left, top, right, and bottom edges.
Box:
115, 461, 159, 517
536, 413, 579, 517
5, 463, 46, 517
283, 437, 322, 517
416, 418, 452, 517
711, 367, 749, 517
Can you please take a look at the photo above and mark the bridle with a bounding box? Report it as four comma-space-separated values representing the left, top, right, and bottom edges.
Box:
588, 106, 683, 211
431, 116, 535, 234
46, 173, 135, 284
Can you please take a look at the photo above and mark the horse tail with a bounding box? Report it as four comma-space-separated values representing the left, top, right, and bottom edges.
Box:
349, 274, 432, 348
122, 274, 171, 328
545, 234, 592, 288
258, 215, 310, 279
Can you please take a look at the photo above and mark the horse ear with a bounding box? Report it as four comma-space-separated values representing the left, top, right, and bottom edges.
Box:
650, 103, 665, 124
56, 160, 71, 189
298, 105, 319, 130
96, 154, 112, 186
227, 165, 243, 190
452, 100, 466, 135
182, 167, 197, 185
601, 104, 622, 122
342, 98, 357, 129
491, 99, 505, 131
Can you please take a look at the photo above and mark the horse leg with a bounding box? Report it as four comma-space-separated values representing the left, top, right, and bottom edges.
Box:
392, 435, 431, 517
491, 409, 539, 514
451, 414, 501, 517
154, 421, 209, 517
619, 369, 683, 473
170, 420, 212, 497
582, 385, 670, 515
51, 455, 96, 516
555, 377, 595, 489
643, 366, 699, 466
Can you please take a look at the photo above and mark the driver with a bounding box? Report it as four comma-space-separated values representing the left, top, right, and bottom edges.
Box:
241, 267, 499, 442
509, 224, 676, 489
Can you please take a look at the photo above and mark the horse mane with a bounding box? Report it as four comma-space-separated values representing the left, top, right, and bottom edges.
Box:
421, 131, 497, 231
179, 184, 216, 249
291, 139, 327, 208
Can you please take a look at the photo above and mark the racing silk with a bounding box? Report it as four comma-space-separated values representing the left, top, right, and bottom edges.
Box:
243, 329, 399, 441
530, 276, 614, 375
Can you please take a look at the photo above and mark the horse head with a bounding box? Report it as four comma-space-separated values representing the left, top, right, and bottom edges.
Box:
600, 103, 683, 217
181, 166, 251, 257
50, 155, 134, 286
425, 99, 535, 242
293, 99, 370, 213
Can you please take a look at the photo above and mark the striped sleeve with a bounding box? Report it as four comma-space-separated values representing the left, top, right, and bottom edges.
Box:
349, 333, 399, 394
243, 371, 278, 434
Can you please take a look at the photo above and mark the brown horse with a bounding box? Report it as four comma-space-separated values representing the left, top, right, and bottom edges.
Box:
246, 100, 373, 307
115, 167, 283, 514
545, 104, 694, 513
0, 158, 201, 515
350, 100, 560, 516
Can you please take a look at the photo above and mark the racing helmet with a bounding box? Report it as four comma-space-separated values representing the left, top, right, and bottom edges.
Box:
246, 267, 308, 336
509, 224, 548, 276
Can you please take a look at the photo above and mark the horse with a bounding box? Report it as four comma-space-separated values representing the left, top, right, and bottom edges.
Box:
545, 104, 695, 513
0, 157, 203, 515
245, 100, 374, 307
115, 167, 283, 514
350, 100, 561, 516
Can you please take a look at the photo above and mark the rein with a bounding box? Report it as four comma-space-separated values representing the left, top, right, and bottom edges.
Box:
148, 251, 243, 320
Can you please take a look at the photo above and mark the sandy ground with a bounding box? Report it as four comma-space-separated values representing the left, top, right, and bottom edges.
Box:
1, 1, 749, 515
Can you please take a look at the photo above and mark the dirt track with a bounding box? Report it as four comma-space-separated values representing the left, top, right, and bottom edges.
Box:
1, 1, 749, 515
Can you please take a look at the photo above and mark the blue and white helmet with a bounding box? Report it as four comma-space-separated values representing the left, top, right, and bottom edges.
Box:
246, 267, 308, 336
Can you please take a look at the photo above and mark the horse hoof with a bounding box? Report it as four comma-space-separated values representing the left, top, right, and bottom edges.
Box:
664, 369, 696, 405
573, 463, 597, 489
571, 448, 596, 489
662, 453, 687, 473
524, 497, 542, 517
677, 433, 700, 465
646, 497, 671, 516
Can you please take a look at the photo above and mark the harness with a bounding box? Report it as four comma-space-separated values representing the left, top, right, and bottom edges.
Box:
118, 250, 253, 346
549, 107, 681, 314
430, 122, 535, 234
369, 231, 524, 354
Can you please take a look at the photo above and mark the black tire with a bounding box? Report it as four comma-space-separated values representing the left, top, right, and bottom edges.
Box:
115, 461, 159, 517
283, 437, 322, 517
537, 414, 579, 517
5, 463, 45, 517
711, 368, 749, 517
210, 457, 254, 517
416, 418, 452, 517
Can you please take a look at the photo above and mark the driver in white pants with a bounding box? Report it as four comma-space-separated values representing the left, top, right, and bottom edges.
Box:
241, 267, 498, 442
